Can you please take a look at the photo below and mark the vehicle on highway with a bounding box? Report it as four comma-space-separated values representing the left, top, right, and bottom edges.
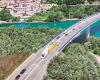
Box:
73, 28, 75, 30
65, 33, 68, 36
20, 68, 26, 74
48, 40, 58, 53
41, 40, 58, 57
15, 75, 20, 80
41, 47, 49, 57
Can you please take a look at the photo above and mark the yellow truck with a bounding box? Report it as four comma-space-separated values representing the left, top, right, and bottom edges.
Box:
48, 40, 58, 53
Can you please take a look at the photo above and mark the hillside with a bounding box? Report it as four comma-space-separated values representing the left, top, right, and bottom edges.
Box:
44, 37, 100, 80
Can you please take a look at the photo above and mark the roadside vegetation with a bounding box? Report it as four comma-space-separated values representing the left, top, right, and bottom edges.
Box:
0, 27, 61, 80
44, 38, 100, 80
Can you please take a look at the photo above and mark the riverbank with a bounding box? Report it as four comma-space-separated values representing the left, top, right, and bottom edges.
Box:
61, 18, 79, 21
0, 21, 7, 23
31, 18, 80, 22
0, 18, 80, 24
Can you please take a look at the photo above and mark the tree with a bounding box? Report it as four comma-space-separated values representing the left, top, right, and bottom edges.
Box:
65, 0, 84, 5
11, 17, 20, 22
46, 11, 64, 22
87, 0, 98, 3
46, 0, 84, 5
0, 8, 12, 21
84, 37, 100, 55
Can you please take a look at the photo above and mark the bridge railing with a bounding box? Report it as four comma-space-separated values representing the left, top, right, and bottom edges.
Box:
59, 12, 100, 52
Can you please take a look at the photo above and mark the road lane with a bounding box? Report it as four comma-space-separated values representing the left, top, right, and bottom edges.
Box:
6, 48, 44, 80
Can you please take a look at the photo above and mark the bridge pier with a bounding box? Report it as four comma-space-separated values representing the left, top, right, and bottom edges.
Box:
86, 26, 90, 38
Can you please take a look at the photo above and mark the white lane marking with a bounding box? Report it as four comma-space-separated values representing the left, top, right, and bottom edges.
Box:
20, 57, 43, 80
24, 58, 44, 80
7, 49, 43, 80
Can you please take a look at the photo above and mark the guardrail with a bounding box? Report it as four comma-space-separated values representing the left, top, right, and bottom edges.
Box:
42, 31, 62, 47
59, 13, 100, 52
43, 29, 68, 48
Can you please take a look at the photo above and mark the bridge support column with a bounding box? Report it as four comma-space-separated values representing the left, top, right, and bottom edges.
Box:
86, 26, 90, 38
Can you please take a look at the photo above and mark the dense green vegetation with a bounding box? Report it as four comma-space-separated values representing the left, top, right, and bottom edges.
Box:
46, 10, 64, 22
26, 5, 100, 22
0, 27, 61, 56
84, 37, 100, 55
46, 0, 84, 5
11, 17, 20, 22
46, 0, 100, 4
0, 8, 20, 22
44, 43, 100, 80
25, 12, 48, 22
0, 8, 12, 22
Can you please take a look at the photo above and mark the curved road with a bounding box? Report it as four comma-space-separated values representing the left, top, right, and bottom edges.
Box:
7, 13, 100, 80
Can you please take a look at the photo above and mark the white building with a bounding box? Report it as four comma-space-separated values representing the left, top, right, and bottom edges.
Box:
0, 0, 54, 18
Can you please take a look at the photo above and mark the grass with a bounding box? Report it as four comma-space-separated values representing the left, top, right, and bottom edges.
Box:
0, 53, 30, 80
25, 12, 48, 22
32, 14, 48, 21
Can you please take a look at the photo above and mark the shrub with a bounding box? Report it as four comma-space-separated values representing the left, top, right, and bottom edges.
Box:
46, 11, 64, 22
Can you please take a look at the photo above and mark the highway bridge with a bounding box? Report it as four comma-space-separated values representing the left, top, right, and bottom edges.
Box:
7, 13, 100, 80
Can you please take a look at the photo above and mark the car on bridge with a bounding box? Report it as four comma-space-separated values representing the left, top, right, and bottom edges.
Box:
20, 68, 26, 74
15, 75, 20, 80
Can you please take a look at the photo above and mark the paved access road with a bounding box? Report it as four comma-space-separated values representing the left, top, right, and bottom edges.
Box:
7, 13, 100, 80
